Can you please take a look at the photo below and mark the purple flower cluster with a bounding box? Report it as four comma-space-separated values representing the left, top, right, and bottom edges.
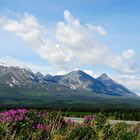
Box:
0, 109, 28, 123
65, 119, 76, 125
84, 116, 94, 121
82, 115, 96, 127
36, 123, 49, 132
84, 115, 96, 121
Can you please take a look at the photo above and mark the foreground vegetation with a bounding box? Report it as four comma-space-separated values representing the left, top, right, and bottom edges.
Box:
61, 111, 140, 121
0, 109, 140, 140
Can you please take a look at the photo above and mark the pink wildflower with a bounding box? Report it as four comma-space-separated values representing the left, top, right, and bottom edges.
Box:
36, 123, 49, 132
65, 119, 76, 125
0, 109, 28, 123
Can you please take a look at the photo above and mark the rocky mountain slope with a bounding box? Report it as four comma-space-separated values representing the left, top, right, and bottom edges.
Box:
43, 70, 136, 96
0, 65, 137, 97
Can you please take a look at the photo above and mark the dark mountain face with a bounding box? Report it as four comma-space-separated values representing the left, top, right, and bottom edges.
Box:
35, 72, 43, 79
97, 73, 136, 96
43, 74, 62, 83
0, 65, 137, 97
45, 70, 108, 94
44, 70, 137, 96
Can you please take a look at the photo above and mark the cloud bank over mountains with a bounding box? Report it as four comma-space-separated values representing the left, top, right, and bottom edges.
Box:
0, 10, 137, 74
116, 75, 140, 96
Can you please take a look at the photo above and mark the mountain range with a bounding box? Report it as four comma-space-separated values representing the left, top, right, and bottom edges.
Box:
0, 65, 136, 97
1, 64, 140, 110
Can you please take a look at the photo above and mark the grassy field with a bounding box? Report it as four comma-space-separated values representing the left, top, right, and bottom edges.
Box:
0, 109, 140, 140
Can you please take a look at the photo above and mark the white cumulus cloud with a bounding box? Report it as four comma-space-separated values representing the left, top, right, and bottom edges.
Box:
57, 10, 109, 66
0, 10, 137, 74
105, 49, 136, 73
86, 23, 107, 36
0, 13, 68, 70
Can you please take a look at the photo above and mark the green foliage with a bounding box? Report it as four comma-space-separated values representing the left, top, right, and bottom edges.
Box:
46, 111, 66, 136
0, 110, 139, 140
61, 111, 140, 121
95, 112, 106, 130
68, 125, 97, 140
103, 124, 114, 139
112, 123, 138, 140
0, 123, 10, 139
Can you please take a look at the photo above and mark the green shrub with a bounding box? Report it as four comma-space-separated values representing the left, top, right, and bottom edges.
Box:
68, 125, 97, 140
103, 124, 114, 139
113, 123, 138, 140
95, 112, 106, 130
0, 123, 10, 139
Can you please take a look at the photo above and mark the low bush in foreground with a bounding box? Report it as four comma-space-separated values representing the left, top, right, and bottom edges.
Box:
0, 109, 139, 140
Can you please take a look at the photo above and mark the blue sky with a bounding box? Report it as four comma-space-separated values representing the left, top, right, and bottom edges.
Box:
0, 0, 140, 95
